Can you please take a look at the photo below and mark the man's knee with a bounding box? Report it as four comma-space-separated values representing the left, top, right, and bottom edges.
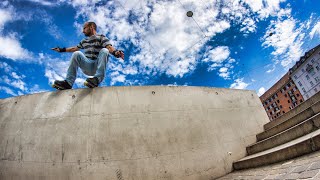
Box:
100, 48, 109, 55
72, 51, 82, 59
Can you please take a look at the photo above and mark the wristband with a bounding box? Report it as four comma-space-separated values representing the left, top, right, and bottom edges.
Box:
112, 50, 123, 58
60, 47, 66, 52
111, 50, 117, 56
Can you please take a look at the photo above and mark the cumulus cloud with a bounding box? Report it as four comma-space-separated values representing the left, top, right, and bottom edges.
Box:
245, 0, 287, 18
27, 0, 56, 6
262, 16, 305, 67
230, 78, 249, 89
0, 35, 32, 60
42, 54, 69, 84
0, 86, 17, 96
204, 46, 230, 66
218, 67, 230, 79
257, 87, 266, 96
0, 61, 29, 95
0, 8, 12, 30
310, 22, 320, 39
0, 8, 33, 61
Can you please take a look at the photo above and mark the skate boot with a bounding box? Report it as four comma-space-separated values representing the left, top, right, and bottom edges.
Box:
84, 77, 99, 88
52, 80, 72, 90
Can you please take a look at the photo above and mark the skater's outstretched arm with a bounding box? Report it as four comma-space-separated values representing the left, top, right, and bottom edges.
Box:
51, 46, 80, 53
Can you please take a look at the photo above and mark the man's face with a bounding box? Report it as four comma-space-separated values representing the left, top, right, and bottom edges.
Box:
82, 23, 92, 36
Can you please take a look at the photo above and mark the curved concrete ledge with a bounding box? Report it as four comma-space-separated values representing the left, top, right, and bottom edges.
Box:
0, 86, 269, 179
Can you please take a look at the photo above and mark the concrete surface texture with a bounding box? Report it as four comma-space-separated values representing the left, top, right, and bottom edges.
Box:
218, 149, 320, 180
0, 86, 269, 180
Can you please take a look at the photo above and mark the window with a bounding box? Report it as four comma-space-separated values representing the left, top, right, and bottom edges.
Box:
297, 94, 300, 97
282, 111, 285, 114
298, 81, 302, 86
300, 99, 303, 103
311, 58, 315, 63
302, 68, 305, 72
310, 81, 314, 86
294, 75, 298, 79
315, 88, 318, 93
306, 75, 310, 80
316, 66, 320, 71
280, 105, 283, 108
285, 94, 288, 97
306, 94, 309, 99
302, 87, 306, 93
277, 100, 280, 103
315, 77, 320, 82
288, 100, 290, 103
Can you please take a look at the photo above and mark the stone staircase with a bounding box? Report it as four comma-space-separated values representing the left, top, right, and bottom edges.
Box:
233, 92, 320, 170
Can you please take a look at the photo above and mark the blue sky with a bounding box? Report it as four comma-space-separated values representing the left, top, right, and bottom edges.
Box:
0, 0, 320, 99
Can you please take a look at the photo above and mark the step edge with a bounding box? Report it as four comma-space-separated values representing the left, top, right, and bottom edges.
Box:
247, 114, 320, 155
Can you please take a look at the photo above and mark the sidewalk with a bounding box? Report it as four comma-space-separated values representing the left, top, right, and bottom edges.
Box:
217, 150, 320, 180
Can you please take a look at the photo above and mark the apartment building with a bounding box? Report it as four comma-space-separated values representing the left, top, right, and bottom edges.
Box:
289, 45, 320, 100
260, 72, 304, 121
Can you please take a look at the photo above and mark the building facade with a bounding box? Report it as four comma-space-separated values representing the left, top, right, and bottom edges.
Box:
289, 45, 320, 100
260, 72, 304, 121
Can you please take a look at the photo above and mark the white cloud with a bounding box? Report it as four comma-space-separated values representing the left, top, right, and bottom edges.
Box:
27, 0, 56, 6
266, 66, 275, 73
44, 58, 69, 84
310, 21, 320, 39
111, 74, 126, 85
240, 18, 257, 33
257, 87, 266, 96
0, 8, 12, 30
218, 67, 231, 79
262, 16, 304, 67
0, 86, 17, 96
11, 79, 27, 91
0, 61, 13, 73
0, 35, 32, 60
29, 84, 48, 94
230, 78, 249, 89
0, 8, 33, 61
204, 46, 230, 64
245, 0, 287, 18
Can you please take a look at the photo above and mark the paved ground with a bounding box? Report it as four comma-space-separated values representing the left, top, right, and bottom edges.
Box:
217, 150, 320, 180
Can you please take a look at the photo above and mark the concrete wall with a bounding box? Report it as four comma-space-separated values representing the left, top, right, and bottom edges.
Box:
0, 86, 269, 180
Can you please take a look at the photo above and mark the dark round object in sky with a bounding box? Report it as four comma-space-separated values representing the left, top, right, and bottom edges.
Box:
186, 11, 193, 17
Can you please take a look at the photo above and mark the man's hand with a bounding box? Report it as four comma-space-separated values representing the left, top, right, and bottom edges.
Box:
113, 50, 125, 60
51, 47, 66, 52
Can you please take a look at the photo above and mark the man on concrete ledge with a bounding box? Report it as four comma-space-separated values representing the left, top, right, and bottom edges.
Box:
51, 21, 124, 90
